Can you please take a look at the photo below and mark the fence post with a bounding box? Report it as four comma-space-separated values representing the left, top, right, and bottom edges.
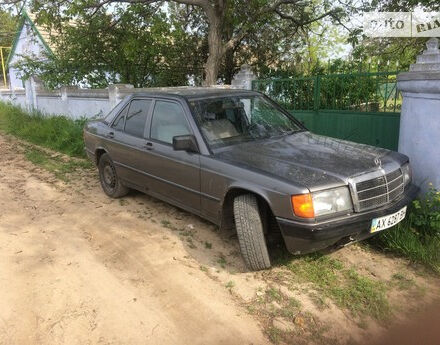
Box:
60, 85, 79, 118
397, 38, 440, 194
108, 84, 134, 108
231, 64, 256, 90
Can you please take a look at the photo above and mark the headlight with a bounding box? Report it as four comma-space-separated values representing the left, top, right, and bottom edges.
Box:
291, 187, 353, 218
312, 187, 353, 217
401, 163, 412, 186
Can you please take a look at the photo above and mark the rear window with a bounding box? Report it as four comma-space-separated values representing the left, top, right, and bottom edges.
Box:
124, 99, 152, 138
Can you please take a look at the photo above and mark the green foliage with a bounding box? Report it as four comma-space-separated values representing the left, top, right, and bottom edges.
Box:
253, 71, 400, 113
0, 9, 17, 47
18, 0, 357, 86
411, 186, 440, 237
0, 102, 86, 157
373, 187, 440, 273
17, 4, 205, 88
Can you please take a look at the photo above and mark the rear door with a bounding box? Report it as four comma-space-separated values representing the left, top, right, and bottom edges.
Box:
105, 98, 153, 189
141, 99, 201, 214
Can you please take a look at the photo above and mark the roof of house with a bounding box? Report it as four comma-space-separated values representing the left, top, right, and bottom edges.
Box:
6, 11, 55, 66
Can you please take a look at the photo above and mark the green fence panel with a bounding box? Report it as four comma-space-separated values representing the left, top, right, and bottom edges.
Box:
288, 109, 400, 151
253, 71, 401, 151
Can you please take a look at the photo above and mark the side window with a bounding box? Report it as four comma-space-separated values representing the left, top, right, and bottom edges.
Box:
112, 105, 128, 131
150, 101, 192, 144
124, 99, 152, 138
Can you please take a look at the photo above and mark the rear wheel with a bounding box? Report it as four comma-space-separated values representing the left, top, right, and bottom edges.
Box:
98, 153, 129, 198
233, 194, 271, 271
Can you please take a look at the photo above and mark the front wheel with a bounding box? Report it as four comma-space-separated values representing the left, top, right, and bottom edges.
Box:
233, 194, 271, 271
98, 153, 129, 198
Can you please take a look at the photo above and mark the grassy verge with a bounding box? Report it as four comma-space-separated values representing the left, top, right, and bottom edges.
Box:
0, 101, 87, 158
24, 147, 92, 182
285, 254, 390, 320
371, 186, 440, 274
247, 253, 392, 344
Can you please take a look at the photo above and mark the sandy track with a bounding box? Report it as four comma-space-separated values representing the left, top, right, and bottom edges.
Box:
0, 134, 268, 345
1, 133, 439, 345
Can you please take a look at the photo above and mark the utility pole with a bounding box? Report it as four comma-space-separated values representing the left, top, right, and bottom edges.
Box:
0, 47, 10, 89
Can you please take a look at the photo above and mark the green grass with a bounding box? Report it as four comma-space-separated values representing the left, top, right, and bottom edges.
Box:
25, 147, 92, 181
371, 189, 440, 274
374, 224, 440, 274
0, 101, 87, 158
285, 254, 390, 320
391, 273, 416, 290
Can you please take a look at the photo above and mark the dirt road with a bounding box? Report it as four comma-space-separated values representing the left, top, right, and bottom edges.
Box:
0, 134, 267, 345
1, 133, 439, 345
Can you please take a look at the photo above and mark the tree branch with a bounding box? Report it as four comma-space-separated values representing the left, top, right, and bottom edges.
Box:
274, 8, 337, 26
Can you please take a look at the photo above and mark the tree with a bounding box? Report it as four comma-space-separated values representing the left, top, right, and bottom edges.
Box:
14, 4, 207, 88
29, 0, 348, 85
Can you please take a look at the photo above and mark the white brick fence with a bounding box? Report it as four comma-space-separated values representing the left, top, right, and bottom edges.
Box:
0, 65, 256, 120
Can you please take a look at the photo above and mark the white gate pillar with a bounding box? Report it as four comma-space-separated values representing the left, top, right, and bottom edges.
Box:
231, 65, 256, 90
397, 38, 440, 194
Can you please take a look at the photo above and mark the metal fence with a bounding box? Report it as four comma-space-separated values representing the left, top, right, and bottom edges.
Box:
252, 71, 401, 150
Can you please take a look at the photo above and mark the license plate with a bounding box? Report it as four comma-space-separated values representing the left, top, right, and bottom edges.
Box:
370, 206, 407, 233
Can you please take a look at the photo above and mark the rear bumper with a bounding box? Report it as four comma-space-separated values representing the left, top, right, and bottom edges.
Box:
277, 184, 419, 254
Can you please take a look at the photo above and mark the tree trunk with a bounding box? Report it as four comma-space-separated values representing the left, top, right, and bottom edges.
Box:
224, 48, 235, 84
203, 3, 225, 86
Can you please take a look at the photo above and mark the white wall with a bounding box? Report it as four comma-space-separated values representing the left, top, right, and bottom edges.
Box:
0, 83, 134, 119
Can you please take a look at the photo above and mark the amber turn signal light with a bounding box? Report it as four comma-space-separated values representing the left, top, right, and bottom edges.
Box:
291, 194, 315, 218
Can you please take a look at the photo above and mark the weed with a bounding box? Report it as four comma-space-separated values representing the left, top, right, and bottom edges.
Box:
217, 255, 227, 268
308, 292, 328, 310
279, 297, 302, 319
161, 219, 171, 227
225, 280, 235, 289
199, 265, 208, 272
391, 273, 416, 290
266, 287, 282, 303
204, 241, 212, 249
266, 327, 282, 344
186, 237, 197, 249
118, 199, 128, 206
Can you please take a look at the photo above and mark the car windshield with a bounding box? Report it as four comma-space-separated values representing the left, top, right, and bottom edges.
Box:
189, 95, 302, 148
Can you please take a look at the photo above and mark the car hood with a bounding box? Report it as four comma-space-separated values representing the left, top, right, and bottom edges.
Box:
214, 132, 407, 191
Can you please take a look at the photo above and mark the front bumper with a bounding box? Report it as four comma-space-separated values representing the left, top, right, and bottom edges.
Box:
277, 184, 419, 255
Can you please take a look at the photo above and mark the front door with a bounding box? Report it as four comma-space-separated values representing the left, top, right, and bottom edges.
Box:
142, 99, 201, 214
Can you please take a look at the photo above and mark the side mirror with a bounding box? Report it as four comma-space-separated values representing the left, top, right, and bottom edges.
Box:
172, 134, 199, 153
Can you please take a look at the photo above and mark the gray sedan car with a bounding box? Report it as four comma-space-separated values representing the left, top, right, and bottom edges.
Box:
84, 88, 417, 271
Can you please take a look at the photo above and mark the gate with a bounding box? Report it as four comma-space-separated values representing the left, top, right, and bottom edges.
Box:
252, 71, 401, 150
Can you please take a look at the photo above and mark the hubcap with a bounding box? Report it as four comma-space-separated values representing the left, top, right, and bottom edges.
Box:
103, 164, 116, 189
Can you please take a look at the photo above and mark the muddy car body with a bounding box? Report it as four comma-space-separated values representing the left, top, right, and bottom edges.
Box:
84, 88, 418, 270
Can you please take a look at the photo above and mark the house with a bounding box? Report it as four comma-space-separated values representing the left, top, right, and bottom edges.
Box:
6, 11, 54, 90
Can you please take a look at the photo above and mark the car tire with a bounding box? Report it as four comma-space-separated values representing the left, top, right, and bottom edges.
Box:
98, 153, 129, 198
233, 194, 271, 271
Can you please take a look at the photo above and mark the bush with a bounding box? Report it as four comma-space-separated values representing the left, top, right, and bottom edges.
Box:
373, 186, 440, 273
0, 102, 87, 157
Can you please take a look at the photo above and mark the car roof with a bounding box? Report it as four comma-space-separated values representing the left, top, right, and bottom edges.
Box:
126, 87, 260, 100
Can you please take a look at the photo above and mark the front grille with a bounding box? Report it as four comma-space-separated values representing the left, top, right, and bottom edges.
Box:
355, 168, 404, 212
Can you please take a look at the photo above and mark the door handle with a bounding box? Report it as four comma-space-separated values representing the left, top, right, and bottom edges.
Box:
106, 131, 114, 139
144, 142, 153, 150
